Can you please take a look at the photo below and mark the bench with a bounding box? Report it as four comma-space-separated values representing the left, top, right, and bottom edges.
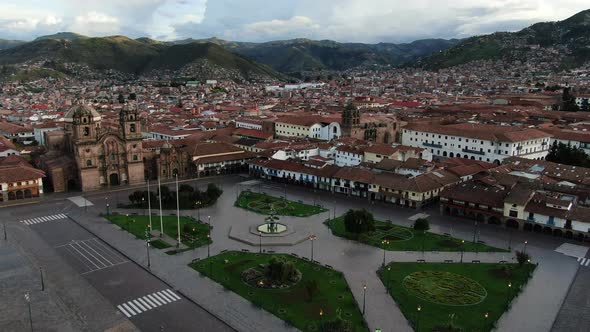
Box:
444, 259, 453, 263
417, 259, 426, 263
241, 249, 250, 252
290, 253, 299, 257
472, 260, 481, 263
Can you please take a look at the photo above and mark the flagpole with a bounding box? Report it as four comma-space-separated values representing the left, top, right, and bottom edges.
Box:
158, 176, 163, 238
176, 174, 181, 247
147, 178, 152, 230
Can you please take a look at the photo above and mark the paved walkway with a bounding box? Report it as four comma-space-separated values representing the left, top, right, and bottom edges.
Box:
58, 176, 584, 332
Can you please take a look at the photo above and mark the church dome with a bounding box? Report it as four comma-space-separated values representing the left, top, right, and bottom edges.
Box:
64, 103, 102, 123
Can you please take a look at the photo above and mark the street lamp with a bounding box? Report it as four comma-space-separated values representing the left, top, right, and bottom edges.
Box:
145, 227, 151, 269
141, 197, 145, 216
386, 267, 391, 294
421, 230, 426, 253
381, 239, 390, 266
195, 200, 202, 221
508, 227, 513, 251
362, 284, 367, 315
416, 305, 421, 331
507, 282, 512, 305
192, 227, 196, 251
523, 240, 528, 256
105, 196, 110, 216
207, 216, 211, 258
472, 221, 478, 243
309, 234, 317, 261
25, 292, 33, 332
460, 240, 465, 263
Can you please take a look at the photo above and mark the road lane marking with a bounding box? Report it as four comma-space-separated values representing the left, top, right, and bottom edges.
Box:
117, 305, 132, 318
117, 289, 181, 317
19, 214, 68, 226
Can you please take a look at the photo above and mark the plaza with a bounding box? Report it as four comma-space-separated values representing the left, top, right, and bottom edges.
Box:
0, 174, 587, 332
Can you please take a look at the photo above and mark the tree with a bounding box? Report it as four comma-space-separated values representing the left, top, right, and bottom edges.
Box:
179, 184, 194, 193
304, 279, 319, 302
515, 250, 530, 267
265, 256, 299, 283
581, 98, 589, 112
128, 93, 137, 100
205, 183, 223, 201
343, 209, 375, 234
413, 218, 430, 231
561, 87, 580, 112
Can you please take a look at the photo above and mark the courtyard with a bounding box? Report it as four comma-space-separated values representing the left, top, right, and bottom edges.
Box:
379, 262, 536, 332
235, 191, 327, 217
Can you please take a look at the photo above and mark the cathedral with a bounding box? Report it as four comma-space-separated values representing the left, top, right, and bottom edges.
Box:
40, 102, 145, 192
341, 103, 400, 144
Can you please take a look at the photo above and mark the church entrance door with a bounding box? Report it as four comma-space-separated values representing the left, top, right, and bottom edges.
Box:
109, 173, 120, 186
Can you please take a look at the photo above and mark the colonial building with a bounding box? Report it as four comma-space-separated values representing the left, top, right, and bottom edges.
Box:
402, 123, 552, 164
0, 155, 45, 201
341, 104, 399, 144
41, 102, 145, 192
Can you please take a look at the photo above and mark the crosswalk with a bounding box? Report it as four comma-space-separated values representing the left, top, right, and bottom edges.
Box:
577, 257, 590, 267
117, 289, 182, 318
19, 214, 68, 225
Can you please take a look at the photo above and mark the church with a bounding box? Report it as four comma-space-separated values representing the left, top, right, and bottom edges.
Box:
40, 102, 145, 192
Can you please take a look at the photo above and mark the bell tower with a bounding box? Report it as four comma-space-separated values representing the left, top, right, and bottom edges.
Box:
119, 104, 145, 186
120, 104, 142, 140
342, 103, 360, 136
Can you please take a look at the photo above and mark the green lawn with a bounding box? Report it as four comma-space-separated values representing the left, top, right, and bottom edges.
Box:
326, 217, 506, 252
150, 238, 172, 249
105, 214, 211, 249
235, 191, 327, 217
379, 262, 536, 332
190, 251, 368, 332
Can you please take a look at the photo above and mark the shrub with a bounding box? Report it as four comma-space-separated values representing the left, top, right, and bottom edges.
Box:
413, 218, 430, 231
265, 256, 300, 283
343, 209, 375, 234
515, 250, 530, 266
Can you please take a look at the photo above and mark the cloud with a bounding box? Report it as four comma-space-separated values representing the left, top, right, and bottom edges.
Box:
70, 12, 120, 36
233, 16, 320, 41
0, 0, 589, 42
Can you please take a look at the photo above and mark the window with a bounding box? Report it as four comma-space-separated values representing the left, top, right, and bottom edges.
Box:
86, 160, 92, 167
132, 144, 137, 148
133, 155, 138, 161
130, 124, 136, 133
509, 210, 518, 217
83, 127, 90, 136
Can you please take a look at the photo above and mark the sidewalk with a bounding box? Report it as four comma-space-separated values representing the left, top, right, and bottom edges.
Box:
66, 205, 296, 332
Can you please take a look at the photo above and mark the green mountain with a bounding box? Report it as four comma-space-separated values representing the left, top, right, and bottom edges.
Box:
0, 35, 283, 80
175, 37, 460, 72
416, 9, 590, 69
0, 39, 25, 50
34, 32, 89, 41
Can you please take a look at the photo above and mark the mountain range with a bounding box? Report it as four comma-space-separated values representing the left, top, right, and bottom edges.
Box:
416, 9, 590, 69
0, 9, 589, 80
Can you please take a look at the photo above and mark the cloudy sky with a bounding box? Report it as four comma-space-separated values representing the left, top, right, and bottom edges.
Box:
1, 0, 588, 43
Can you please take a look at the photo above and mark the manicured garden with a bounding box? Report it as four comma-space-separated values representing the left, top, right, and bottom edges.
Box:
190, 251, 368, 332
379, 262, 536, 332
105, 214, 211, 250
326, 214, 505, 252
236, 191, 327, 217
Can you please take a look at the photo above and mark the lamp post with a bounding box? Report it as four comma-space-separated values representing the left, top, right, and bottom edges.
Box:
362, 284, 367, 315
523, 240, 528, 256
507, 282, 512, 305
472, 221, 478, 243
416, 305, 421, 331
40, 268, 44, 291
381, 239, 390, 266
309, 234, 317, 261
125, 214, 130, 232
508, 227, 513, 251
192, 227, 196, 251
195, 200, 202, 221
386, 266, 391, 294
145, 227, 151, 269
25, 292, 33, 332
421, 231, 426, 253
105, 196, 109, 216
207, 216, 211, 258
141, 197, 145, 216
460, 240, 465, 263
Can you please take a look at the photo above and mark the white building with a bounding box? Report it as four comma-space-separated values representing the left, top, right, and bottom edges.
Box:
402, 123, 552, 164
275, 116, 341, 141
235, 118, 263, 131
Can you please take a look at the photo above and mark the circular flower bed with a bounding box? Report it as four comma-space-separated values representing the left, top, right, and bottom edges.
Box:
402, 271, 487, 306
